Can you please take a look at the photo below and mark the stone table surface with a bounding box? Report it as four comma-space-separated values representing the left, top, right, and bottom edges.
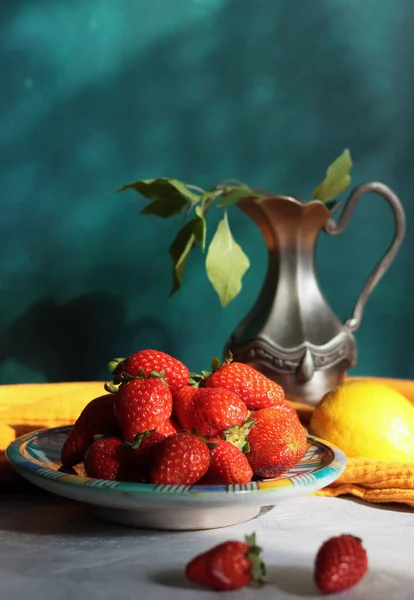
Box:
0, 483, 413, 600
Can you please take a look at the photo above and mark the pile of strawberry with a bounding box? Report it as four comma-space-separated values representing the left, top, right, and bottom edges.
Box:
61, 349, 308, 486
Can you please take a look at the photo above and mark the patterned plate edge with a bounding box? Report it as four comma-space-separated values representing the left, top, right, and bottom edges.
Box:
6, 426, 347, 497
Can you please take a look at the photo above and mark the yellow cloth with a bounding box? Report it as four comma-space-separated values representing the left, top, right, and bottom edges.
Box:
1, 377, 414, 508
0, 382, 105, 481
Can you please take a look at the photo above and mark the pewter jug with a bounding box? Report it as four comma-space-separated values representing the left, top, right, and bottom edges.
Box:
226, 182, 405, 406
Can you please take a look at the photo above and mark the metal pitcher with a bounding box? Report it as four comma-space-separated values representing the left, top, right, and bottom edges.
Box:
226, 182, 406, 406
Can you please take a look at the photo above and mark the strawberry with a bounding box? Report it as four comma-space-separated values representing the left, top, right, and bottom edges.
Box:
113, 373, 173, 442
156, 419, 179, 436
84, 436, 124, 480
149, 432, 210, 485
120, 430, 166, 482
109, 349, 189, 394
199, 354, 286, 410
173, 385, 198, 430
185, 388, 248, 436
246, 406, 308, 478
199, 438, 253, 485
61, 394, 119, 467
186, 533, 265, 591
314, 534, 368, 593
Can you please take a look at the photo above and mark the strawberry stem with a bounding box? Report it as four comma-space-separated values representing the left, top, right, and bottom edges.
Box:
245, 533, 266, 585
223, 350, 233, 364
126, 430, 154, 450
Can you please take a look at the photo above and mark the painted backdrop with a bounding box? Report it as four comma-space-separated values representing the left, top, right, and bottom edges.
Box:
1, 0, 413, 384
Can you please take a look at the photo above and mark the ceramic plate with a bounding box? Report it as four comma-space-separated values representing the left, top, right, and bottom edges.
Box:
6, 426, 346, 530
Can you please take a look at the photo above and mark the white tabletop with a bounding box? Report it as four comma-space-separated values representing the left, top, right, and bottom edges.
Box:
0, 486, 413, 600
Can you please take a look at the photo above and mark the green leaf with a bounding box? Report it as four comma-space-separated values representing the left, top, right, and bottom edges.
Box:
169, 211, 206, 296
216, 185, 265, 208
206, 213, 250, 307
111, 178, 201, 219
195, 206, 206, 251
140, 196, 189, 218
313, 149, 353, 203
113, 178, 200, 203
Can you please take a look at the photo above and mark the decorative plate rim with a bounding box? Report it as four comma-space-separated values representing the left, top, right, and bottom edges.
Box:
6, 425, 347, 498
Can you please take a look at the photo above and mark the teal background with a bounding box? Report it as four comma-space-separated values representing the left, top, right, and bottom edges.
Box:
1, 0, 413, 384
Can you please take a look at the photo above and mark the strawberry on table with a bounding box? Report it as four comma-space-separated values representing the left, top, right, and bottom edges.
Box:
113, 372, 173, 443
186, 533, 265, 591
246, 406, 308, 478
61, 394, 119, 467
84, 436, 124, 480
199, 353, 286, 410
314, 534, 368, 593
149, 432, 210, 486
109, 349, 189, 394
185, 387, 248, 437
199, 438, 253, 485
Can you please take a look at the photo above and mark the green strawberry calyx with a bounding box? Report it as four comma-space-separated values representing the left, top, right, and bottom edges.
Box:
123, 430, 155, 451
108, 357, 125, 375
181, 427, 218, 449
104, 382, 119, 394
189, 351, 234, 385
212, 350, 233, 372
107, 357, 126, 384
245, 533, 266, 585
105, 368, 169, 392
223, 416, 256, 453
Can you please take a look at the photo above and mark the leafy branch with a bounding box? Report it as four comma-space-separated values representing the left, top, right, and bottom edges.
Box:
111, 149, 352, 307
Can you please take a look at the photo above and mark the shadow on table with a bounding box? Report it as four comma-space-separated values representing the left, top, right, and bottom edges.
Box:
151, 564, 414, 597
151, 564, 319, 595
0, 486, 180, 538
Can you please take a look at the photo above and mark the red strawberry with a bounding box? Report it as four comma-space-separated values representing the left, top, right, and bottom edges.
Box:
314, 535, 368, 593
149, 432, 210, 485
109, 349, 189, 394
201, 355, 286, 410
61, 394, 119, 467
156, 419, 179, 436
114, 374, 173, 442
173, 385, 198, 430
246, 406, 308, 478
185, 388, 248, 436
120, 431, 167, 482
186, 533, 265, 591
199, 438, 253, 485
84, 436, 124, 480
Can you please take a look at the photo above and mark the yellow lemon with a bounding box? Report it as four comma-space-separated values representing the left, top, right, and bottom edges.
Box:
310, 380, 414, 461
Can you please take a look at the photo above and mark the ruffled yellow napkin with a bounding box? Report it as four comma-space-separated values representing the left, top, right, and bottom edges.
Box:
1, 378, 414, 509
315, 458, 414, 508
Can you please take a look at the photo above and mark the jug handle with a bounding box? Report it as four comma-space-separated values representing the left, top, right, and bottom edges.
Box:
324, 182, 406, 332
